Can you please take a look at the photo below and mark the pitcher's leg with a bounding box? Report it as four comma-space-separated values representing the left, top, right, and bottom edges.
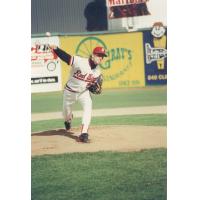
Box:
78, 91, 92, 141
63, 90, 76, 130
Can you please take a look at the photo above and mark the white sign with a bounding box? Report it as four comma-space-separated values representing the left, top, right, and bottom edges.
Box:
145, 43, 167, 64
31, 36, 62, 93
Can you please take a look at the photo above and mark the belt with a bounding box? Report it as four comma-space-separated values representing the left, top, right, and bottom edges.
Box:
65, 84, 79, 93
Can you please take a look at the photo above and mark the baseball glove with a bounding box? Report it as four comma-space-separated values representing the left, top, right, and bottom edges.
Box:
88, 75, 103, 95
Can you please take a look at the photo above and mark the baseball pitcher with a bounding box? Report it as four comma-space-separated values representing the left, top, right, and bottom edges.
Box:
49, 45, 107, 142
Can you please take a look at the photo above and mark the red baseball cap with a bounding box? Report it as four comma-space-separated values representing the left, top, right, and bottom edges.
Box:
93, 46, 107, 57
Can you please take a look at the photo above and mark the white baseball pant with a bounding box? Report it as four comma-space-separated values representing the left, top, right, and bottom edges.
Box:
63, 89, 92, 133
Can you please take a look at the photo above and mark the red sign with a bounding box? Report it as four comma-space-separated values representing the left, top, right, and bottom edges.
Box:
108, 0, 148, 7
107, 0, 150, 19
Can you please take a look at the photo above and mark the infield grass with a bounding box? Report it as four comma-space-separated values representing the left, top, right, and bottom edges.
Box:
32, 114, 166, 133
31, 86, 167, 113
32, 148, 167, 200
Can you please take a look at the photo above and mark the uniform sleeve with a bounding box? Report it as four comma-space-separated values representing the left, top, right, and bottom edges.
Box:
53, 47, 72, 65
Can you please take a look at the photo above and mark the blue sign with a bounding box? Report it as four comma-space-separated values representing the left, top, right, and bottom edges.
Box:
143, 29, 167, 85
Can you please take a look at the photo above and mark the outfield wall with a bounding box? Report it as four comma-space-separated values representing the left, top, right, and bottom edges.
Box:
31, 29, 167, 93
59, 32, 145, 89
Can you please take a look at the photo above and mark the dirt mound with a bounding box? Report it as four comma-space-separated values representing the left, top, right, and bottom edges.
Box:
31, 125, 166, 156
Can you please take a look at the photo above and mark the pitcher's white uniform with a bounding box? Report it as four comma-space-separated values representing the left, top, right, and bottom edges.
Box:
50, 45, 107, 142
63, 55, 101, 133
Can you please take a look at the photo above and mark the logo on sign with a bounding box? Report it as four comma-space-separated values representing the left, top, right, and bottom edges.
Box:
145, 43, 167, 64
145, 22, 167, 70
31, 42, 58, 71
76, 37, 133, 81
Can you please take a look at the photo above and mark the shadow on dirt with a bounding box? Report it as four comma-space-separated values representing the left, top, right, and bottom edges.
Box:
32, 129, 79, 141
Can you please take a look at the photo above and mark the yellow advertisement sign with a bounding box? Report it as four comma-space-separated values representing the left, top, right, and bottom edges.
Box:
60, 33, 145, 89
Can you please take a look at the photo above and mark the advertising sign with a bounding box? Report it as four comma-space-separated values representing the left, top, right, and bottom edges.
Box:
107, 0, 150, 19
59, 32, 145, 89
31, 36, 62, 93
143, 22, 167, 85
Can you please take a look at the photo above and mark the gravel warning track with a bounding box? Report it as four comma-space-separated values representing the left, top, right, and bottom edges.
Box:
32, 105, 166, 122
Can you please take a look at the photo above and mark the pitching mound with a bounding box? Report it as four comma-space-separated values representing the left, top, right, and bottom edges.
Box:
31, 125, 166, 156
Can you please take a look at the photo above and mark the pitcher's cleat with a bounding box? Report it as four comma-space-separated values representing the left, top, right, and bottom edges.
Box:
64, 121, 71, 131
78, 133, 89, 143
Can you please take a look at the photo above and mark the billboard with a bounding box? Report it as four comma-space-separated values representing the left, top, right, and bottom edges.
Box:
143, 23, 167, 85
31, 36, 62, 93
107, 0, 150, 19
59, 32, 145, 89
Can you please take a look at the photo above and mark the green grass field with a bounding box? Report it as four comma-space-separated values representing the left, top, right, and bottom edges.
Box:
32, 149, 166, 200
31, 86, 167, 113
31, 86, 167, 200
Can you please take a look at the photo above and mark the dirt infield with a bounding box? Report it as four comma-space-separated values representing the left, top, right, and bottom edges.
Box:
31, 125, 166, 156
